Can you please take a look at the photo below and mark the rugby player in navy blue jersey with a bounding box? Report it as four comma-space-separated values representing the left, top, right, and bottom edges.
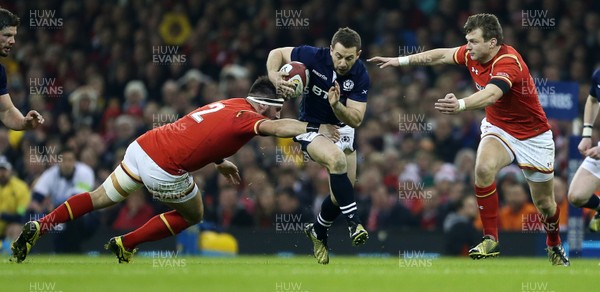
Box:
0, 9, 44, 130
267, 27, 370, 264
568, 68, 600, 231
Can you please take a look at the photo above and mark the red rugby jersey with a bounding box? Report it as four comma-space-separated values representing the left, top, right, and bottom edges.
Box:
136, 98, 267, 175
453, 44, 550, 139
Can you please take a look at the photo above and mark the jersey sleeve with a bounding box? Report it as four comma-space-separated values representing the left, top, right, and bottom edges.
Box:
488, 55, 523, 93
347, 69, 370, 102
291, 45, 319, 68
234, 110, 268, 136
589, 69, 600, 100
452, 45, 468, 66
0, 65, 8, 95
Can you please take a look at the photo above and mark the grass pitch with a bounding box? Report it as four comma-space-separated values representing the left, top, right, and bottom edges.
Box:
1, 255, 598, 291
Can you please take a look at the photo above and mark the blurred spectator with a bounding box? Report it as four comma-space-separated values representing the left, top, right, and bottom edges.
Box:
276, 187, 313, 220
444, 195, 480, 256
365, 185, 416, 231
111, 190, 154, 231
499, 183, 538, 231
29, 148, 94, 213
204, 185, 253, 229
0, 156, 30, 238
28, 148, 96, 253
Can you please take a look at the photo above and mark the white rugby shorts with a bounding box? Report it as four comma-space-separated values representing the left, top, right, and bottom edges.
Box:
104, 140, 199, 203
294, 125, 355, 153
480, 118, 554, 182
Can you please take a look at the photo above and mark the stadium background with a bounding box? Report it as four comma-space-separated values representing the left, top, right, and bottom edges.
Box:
0, 0, 599, 257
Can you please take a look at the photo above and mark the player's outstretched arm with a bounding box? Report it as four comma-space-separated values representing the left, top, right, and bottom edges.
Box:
0, 94, 44, 130
579, 95, 599, 154
367, 48, 459, 68
258, 119, 340, 141
266, 47, 296, 98
435, 84, 504, 114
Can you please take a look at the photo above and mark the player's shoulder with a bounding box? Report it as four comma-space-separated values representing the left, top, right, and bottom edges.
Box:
592, 68, 600, 80
353, 59, 369, 79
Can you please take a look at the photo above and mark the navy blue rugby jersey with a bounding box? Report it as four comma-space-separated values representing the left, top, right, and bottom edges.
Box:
590, 68, 600, 100
291, 45, 370, 126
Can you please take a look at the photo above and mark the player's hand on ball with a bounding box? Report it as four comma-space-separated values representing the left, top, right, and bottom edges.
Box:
578, 137, 592, 155
367, 56, 399, 69
268, 71, 296, 99
215, 160, 241, 185
435, 93, 459, 115
24, 110, 45, 129
328, 81, 341, 107
318, 124, 341, 142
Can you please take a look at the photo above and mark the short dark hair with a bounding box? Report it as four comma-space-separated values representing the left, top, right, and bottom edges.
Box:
331, 27, 361, 51
249, 76, 277, 98
464, 13, 503, 45
0, 8, 19, 30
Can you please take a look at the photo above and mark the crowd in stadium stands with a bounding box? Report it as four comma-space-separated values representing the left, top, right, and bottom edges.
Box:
0, 0, 599, 251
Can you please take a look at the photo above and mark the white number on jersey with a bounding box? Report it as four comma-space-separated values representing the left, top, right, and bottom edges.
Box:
190, 102, 225, 123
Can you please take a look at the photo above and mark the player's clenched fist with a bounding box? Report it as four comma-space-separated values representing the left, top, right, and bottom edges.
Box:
435, 93, 460, 114
24, 110, 44, 129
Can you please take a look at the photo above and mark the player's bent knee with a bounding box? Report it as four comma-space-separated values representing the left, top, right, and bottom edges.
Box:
534, 198, 556, 215
567, 191, 588, 207
474, 163, 496, 186
322, 152, 347, 173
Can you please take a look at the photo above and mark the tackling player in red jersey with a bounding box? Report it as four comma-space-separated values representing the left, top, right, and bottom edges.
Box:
369, 13, 569, 266
10, 76, 339, 263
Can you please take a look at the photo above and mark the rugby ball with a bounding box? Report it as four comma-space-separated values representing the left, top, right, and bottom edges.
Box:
279, 61, 309, 98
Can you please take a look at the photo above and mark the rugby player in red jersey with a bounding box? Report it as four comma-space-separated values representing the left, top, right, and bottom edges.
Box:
10, 76, 339, 263
369, 13, 569, 266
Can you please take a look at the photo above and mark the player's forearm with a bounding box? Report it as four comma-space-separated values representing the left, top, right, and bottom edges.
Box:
462, 87, 502, 111
407, 49, 454, 66
583, 95, 599, 126
267, 49, 286, 74
0, 107, 26, 130
265, 119, 308, 137
331, 102, 363, 128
